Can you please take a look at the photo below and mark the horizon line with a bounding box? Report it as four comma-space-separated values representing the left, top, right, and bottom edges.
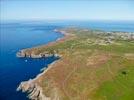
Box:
1, 19, 134, 22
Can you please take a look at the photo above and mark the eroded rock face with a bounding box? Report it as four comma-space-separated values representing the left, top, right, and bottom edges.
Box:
16, 50, 26, 57
30, 54, 43, 58
16, 50, 59, 59
17, 79, 51, 100
17, 78, 61, 100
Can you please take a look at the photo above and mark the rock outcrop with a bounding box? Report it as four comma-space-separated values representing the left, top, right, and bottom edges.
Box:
17, 60, 61, 100
16, 50, 59, 59
17, 79, 51, 100
16, 50, 26, 57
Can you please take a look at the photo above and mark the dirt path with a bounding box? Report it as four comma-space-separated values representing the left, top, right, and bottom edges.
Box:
62, 64, 77, 100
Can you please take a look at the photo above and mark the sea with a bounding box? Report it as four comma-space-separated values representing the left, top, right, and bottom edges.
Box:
0, 20, 134, 100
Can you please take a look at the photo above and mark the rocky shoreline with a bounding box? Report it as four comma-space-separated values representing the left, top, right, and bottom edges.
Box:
16, 49, 58, 58
16, 49, 62, 100
16, 30, 134, 100
16, 28, 134, 100
16, 29, 73, 59
16, 29, 72, 100
17, 60, 59, 100
17, 79, 47, 100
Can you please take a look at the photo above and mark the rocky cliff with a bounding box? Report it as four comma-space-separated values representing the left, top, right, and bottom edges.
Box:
16, 49, 59, 59
17, 61, 61, 100
17, 79, 51, 100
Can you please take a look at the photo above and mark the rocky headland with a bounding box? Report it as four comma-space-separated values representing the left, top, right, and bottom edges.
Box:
16, 28, 134, 100
16, 29, 75, 100
16, 29, 75, 59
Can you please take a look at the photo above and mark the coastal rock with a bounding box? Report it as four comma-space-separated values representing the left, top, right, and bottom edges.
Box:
17, 60, 61, 100
16, 50, 59, 59
17, 79, 51, 100
16, 50, 26, 57
30, 53, 43, 58
30, 53, 57, 58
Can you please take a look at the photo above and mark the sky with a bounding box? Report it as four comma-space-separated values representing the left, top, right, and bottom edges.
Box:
0, 0, 134, 21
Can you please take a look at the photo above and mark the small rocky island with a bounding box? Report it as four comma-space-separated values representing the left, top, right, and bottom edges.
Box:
17, 28, 134, 100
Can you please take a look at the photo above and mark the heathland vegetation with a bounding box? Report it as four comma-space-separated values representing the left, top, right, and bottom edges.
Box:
17, 28, 134, 100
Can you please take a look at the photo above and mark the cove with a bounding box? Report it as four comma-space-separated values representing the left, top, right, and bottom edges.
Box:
0, 22, 63, 100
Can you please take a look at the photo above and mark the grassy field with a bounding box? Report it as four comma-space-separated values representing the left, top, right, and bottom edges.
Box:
24, 28, 134, 100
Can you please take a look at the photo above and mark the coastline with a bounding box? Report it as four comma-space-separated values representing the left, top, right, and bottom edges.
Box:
16, 29, 74, 100
16, 28, 134, 100
17, 60, 59, 100
16, 29, 75, 58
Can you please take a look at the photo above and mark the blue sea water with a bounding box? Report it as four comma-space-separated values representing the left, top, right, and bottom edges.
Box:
0, 20, 134, 100
0, 23, 63, 100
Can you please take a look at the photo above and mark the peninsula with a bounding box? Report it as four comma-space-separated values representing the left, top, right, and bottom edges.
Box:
17, 28, 134, 100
